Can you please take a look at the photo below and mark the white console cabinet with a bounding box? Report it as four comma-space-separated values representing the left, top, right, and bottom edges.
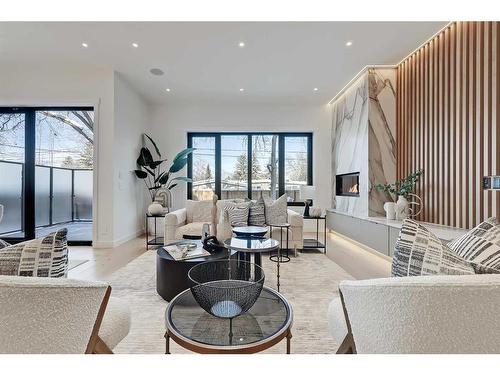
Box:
326, 209, 467, 258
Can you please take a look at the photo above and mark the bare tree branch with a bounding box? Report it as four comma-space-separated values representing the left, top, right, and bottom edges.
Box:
39, 111, 93, 144
72, 111, 93, 132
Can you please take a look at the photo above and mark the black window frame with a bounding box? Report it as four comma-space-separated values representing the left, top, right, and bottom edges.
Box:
0, 106, 94, 246
187, 132, 313, 206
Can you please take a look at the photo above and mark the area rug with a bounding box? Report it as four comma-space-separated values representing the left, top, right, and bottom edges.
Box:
68, 259, 88, 271
107, 250, 354, 354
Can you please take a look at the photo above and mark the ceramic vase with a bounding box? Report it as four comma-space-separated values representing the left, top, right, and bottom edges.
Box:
383, 202, 396, 220
148, 202, 164, 216
395, 196, 409, 220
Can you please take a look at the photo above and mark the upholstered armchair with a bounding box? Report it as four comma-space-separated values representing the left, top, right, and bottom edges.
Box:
328, 274, 500, 354
0, 276, 130, 354
164, 200, 214, 243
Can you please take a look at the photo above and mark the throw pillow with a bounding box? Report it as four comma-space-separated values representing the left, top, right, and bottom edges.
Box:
225, 202, 251, 227
0, 238, 10, 249
447, 217, 500, 273
264, 194, 288, 225
0, 229, 68, 278
391, 219, 475, 277
248, 197, 266, 226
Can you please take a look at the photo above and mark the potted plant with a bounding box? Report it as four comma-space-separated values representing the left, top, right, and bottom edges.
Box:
374, 169, 423, 220
133, 134, 194, 215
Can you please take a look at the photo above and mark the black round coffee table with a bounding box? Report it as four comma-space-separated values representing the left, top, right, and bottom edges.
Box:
164, 286, 293, 354
156, 240, 235, 301
232, 226, 268, 237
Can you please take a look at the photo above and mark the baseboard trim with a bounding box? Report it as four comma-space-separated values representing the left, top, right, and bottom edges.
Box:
94, 228, 144, 248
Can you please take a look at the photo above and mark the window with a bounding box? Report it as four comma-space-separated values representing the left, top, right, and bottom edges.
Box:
187, 132, 312, 205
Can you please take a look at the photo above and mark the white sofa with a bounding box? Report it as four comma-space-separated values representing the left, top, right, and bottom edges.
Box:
327, 274, 500, 354
164, 199, 304, 251
0, 275, 130, 354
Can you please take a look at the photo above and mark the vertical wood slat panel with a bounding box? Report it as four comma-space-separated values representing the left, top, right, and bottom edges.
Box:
396, 22, 498, 229
497, 23, 500, 221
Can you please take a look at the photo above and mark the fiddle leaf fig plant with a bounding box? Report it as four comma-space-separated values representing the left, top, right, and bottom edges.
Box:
374, 169, 423, 201
133, 133, 194, 201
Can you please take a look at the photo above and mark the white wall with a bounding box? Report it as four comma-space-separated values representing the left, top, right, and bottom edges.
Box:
112, 73, 149, 244
0, 63, 149, 247
149, 102, 331, 231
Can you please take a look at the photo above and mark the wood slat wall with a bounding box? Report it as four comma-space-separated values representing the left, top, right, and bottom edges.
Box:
397, 21, 499, 229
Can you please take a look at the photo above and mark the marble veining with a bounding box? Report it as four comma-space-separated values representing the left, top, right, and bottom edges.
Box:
331, 68, 396, 218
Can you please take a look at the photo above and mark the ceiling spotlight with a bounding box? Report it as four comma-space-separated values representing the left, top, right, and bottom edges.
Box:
238, 41, 245, 48
150, 68, 165, 76
81, 42, 88, 48
313, 87, 319, 91
239, 88, 245, 92
345, 40, 353, 47
165, 88, 171, 92
132, 42, 139, 48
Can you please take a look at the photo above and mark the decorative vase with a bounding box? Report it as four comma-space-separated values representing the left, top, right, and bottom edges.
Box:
383, 202, 396, 220
395, 196, 409, 220
148, 202, 164, 216
310, 207, 322, 217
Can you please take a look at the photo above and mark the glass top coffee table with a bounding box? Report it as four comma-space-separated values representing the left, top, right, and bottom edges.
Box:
164, 286, 293, 354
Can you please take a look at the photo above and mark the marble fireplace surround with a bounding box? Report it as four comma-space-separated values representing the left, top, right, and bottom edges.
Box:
331, 67, 396, 218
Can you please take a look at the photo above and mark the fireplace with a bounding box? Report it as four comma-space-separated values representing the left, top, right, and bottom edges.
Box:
336, 172, 360, 197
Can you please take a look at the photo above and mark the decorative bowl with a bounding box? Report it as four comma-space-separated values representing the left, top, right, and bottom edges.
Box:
188, 260, 265, 319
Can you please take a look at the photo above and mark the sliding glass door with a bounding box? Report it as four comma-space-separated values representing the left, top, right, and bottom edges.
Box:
0, 111, 26, 238
0, 107, 94, 245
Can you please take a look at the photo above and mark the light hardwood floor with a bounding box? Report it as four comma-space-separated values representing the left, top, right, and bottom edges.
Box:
68, 232, 391, 281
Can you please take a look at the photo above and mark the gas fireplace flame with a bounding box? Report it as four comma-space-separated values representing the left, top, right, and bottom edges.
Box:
349, 184, 359, 193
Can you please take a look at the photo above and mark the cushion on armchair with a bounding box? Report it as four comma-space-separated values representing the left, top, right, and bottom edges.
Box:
392, 219, 475, 277
0, 239, 10, 249
264, 194, 288, 225
248, 197, 266, 226
0, 229, 69, 278
447, 217, 500, 273
225, 202, 251, 227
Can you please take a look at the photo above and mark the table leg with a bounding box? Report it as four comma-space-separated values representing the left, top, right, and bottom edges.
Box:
277, 246, 280, 292
324, 217, 327, 254
254, 252, 262, 267
146, 216, 149, 250
286, 330, 292, 354
164, 331, 170, 354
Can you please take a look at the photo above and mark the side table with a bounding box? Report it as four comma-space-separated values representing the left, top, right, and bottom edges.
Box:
146, 213, 165, 250
302, 215, 327, 254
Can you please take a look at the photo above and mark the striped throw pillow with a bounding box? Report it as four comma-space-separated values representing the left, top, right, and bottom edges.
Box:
225, 203, 250, 227
0, 229, 68, 278
248, 197, 266, 226
392, 219, 476, 277
447, 217, 500, 273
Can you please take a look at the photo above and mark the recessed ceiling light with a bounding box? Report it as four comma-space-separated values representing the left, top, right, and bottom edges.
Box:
81, 42, 88, 48
239, 88, 245, 92
165, 88, 171, 92
313, 87, 319, 91
132, 42, 139, 48
345, 40, 353, 47
238, 41, 245, 48
149, 68, 164, 76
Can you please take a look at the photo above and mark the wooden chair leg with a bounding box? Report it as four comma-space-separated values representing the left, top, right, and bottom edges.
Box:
93, 336, 114, 354
336, 334, 355, 354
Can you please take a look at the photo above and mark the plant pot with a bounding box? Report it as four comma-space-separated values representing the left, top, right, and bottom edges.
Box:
395, 196, 409, 220
383, 202, 396, 220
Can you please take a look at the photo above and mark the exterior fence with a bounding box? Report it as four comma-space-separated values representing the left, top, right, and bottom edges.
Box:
0, 160, 92, 235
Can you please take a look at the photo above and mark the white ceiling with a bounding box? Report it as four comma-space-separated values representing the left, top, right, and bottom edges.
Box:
0, 22, 447, 105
